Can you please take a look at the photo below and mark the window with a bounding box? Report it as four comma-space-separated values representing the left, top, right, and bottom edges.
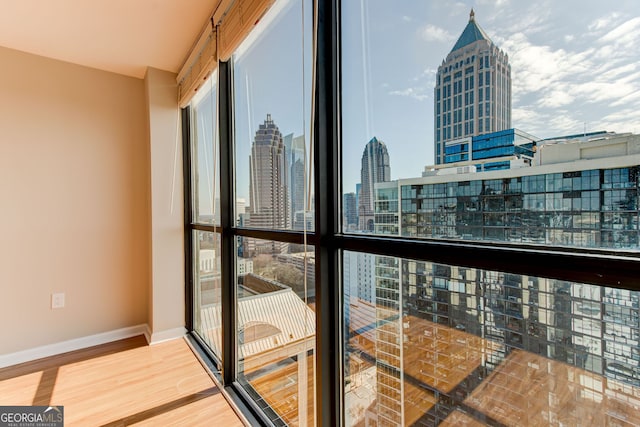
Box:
189, 75, 222, 361
231, 0, 315, 423
184, 1, 640, 425
339, 1, 640, 424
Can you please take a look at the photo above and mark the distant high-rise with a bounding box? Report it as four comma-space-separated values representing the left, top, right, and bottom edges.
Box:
434, 9, 511, 164
247, 115, 290, 252
343, 192, 357, 231
358, 137, 391, 231
355, 183, 362, 226
290, 135, 307, 219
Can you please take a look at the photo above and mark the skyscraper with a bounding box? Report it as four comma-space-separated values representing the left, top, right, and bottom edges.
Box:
434, 9, 511, 164
358, 136, 391, 231
290, 135, 307, 222
343, 192, 357, 231
247, 114, 290, 253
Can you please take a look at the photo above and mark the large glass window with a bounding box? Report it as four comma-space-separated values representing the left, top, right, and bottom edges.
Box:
232, 0, 315, 424
340, 1, 640, 426
184, 1, 640, 425
189, 75, 222, 366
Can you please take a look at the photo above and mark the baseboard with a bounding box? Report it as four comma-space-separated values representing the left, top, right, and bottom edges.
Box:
0, 324, 150, 369
149, 326, 187, 345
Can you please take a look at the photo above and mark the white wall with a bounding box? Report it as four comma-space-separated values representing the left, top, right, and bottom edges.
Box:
0, 46, 150, 355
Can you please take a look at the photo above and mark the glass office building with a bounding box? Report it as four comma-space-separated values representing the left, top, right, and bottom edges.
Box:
361, 139, 640, 424
442, 128, 537, 171
400, 167, 637, 248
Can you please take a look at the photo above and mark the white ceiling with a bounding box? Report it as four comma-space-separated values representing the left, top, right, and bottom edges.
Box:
0, 0, 220, 78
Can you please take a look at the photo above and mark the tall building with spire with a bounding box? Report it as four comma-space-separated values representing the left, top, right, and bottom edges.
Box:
246, 114, 290, 253
434, 9, 511, 164
358, 136, 390, 231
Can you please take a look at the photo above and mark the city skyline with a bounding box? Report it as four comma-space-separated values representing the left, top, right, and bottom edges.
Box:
223, 0, 640, 212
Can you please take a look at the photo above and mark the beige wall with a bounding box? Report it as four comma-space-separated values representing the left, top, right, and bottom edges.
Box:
0, 46, 150, 354
144, 68, 186, 341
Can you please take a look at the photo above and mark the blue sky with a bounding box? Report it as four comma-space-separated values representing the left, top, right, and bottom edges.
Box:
228, 0, 640, 201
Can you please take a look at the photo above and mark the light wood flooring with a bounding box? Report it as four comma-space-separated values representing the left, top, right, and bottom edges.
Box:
0, 336, 244, 427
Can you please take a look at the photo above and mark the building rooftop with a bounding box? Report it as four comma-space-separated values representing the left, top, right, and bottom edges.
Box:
450, 9, 492, 53
201, 287, 315, 368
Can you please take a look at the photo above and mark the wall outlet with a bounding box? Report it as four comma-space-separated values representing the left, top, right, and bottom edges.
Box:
51, 292, 65, 309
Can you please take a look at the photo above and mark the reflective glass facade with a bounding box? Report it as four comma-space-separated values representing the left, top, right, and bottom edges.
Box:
398, 166, 639, 249
345, 255, 640, 425
443, 128, 536, 170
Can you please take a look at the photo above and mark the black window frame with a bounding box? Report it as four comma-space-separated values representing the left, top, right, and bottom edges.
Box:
182, 1, 640, 425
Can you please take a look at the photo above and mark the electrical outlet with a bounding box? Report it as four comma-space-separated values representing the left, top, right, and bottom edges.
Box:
52, 293, 65, 309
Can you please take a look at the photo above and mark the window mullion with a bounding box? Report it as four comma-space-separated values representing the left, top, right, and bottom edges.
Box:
315, 0, 343, 425
182, 107, 195, 332
219, 59, 237, 385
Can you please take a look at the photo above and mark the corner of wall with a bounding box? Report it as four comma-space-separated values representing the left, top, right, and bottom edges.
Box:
144, 67, 187, 340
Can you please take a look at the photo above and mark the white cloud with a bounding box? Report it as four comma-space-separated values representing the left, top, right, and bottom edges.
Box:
549, 114, 584, 134
388, 87, 430, 101
597, 107, 640, 133
449, 2, 469, 17
489, 2, 551, 35
537, 88, 574, 108
502, 33, 572, 94
600, 107, 640, 123
512, 107, 544, 129
477, 0, 510, 7
593, 44, 616, 61
598, 16, 640, 49
511, 107, 582, 138
402, 16, 412, 23
588, 12, 621, 32
498, 13, 640, 136
573, 81, 637, 105
419, 24, 455, 43
598, 63, 637, 81
413, 68, 437, 81
609, 90, 640, 108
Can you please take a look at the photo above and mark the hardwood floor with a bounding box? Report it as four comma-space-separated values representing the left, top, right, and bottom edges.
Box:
0, 336, 244, 426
